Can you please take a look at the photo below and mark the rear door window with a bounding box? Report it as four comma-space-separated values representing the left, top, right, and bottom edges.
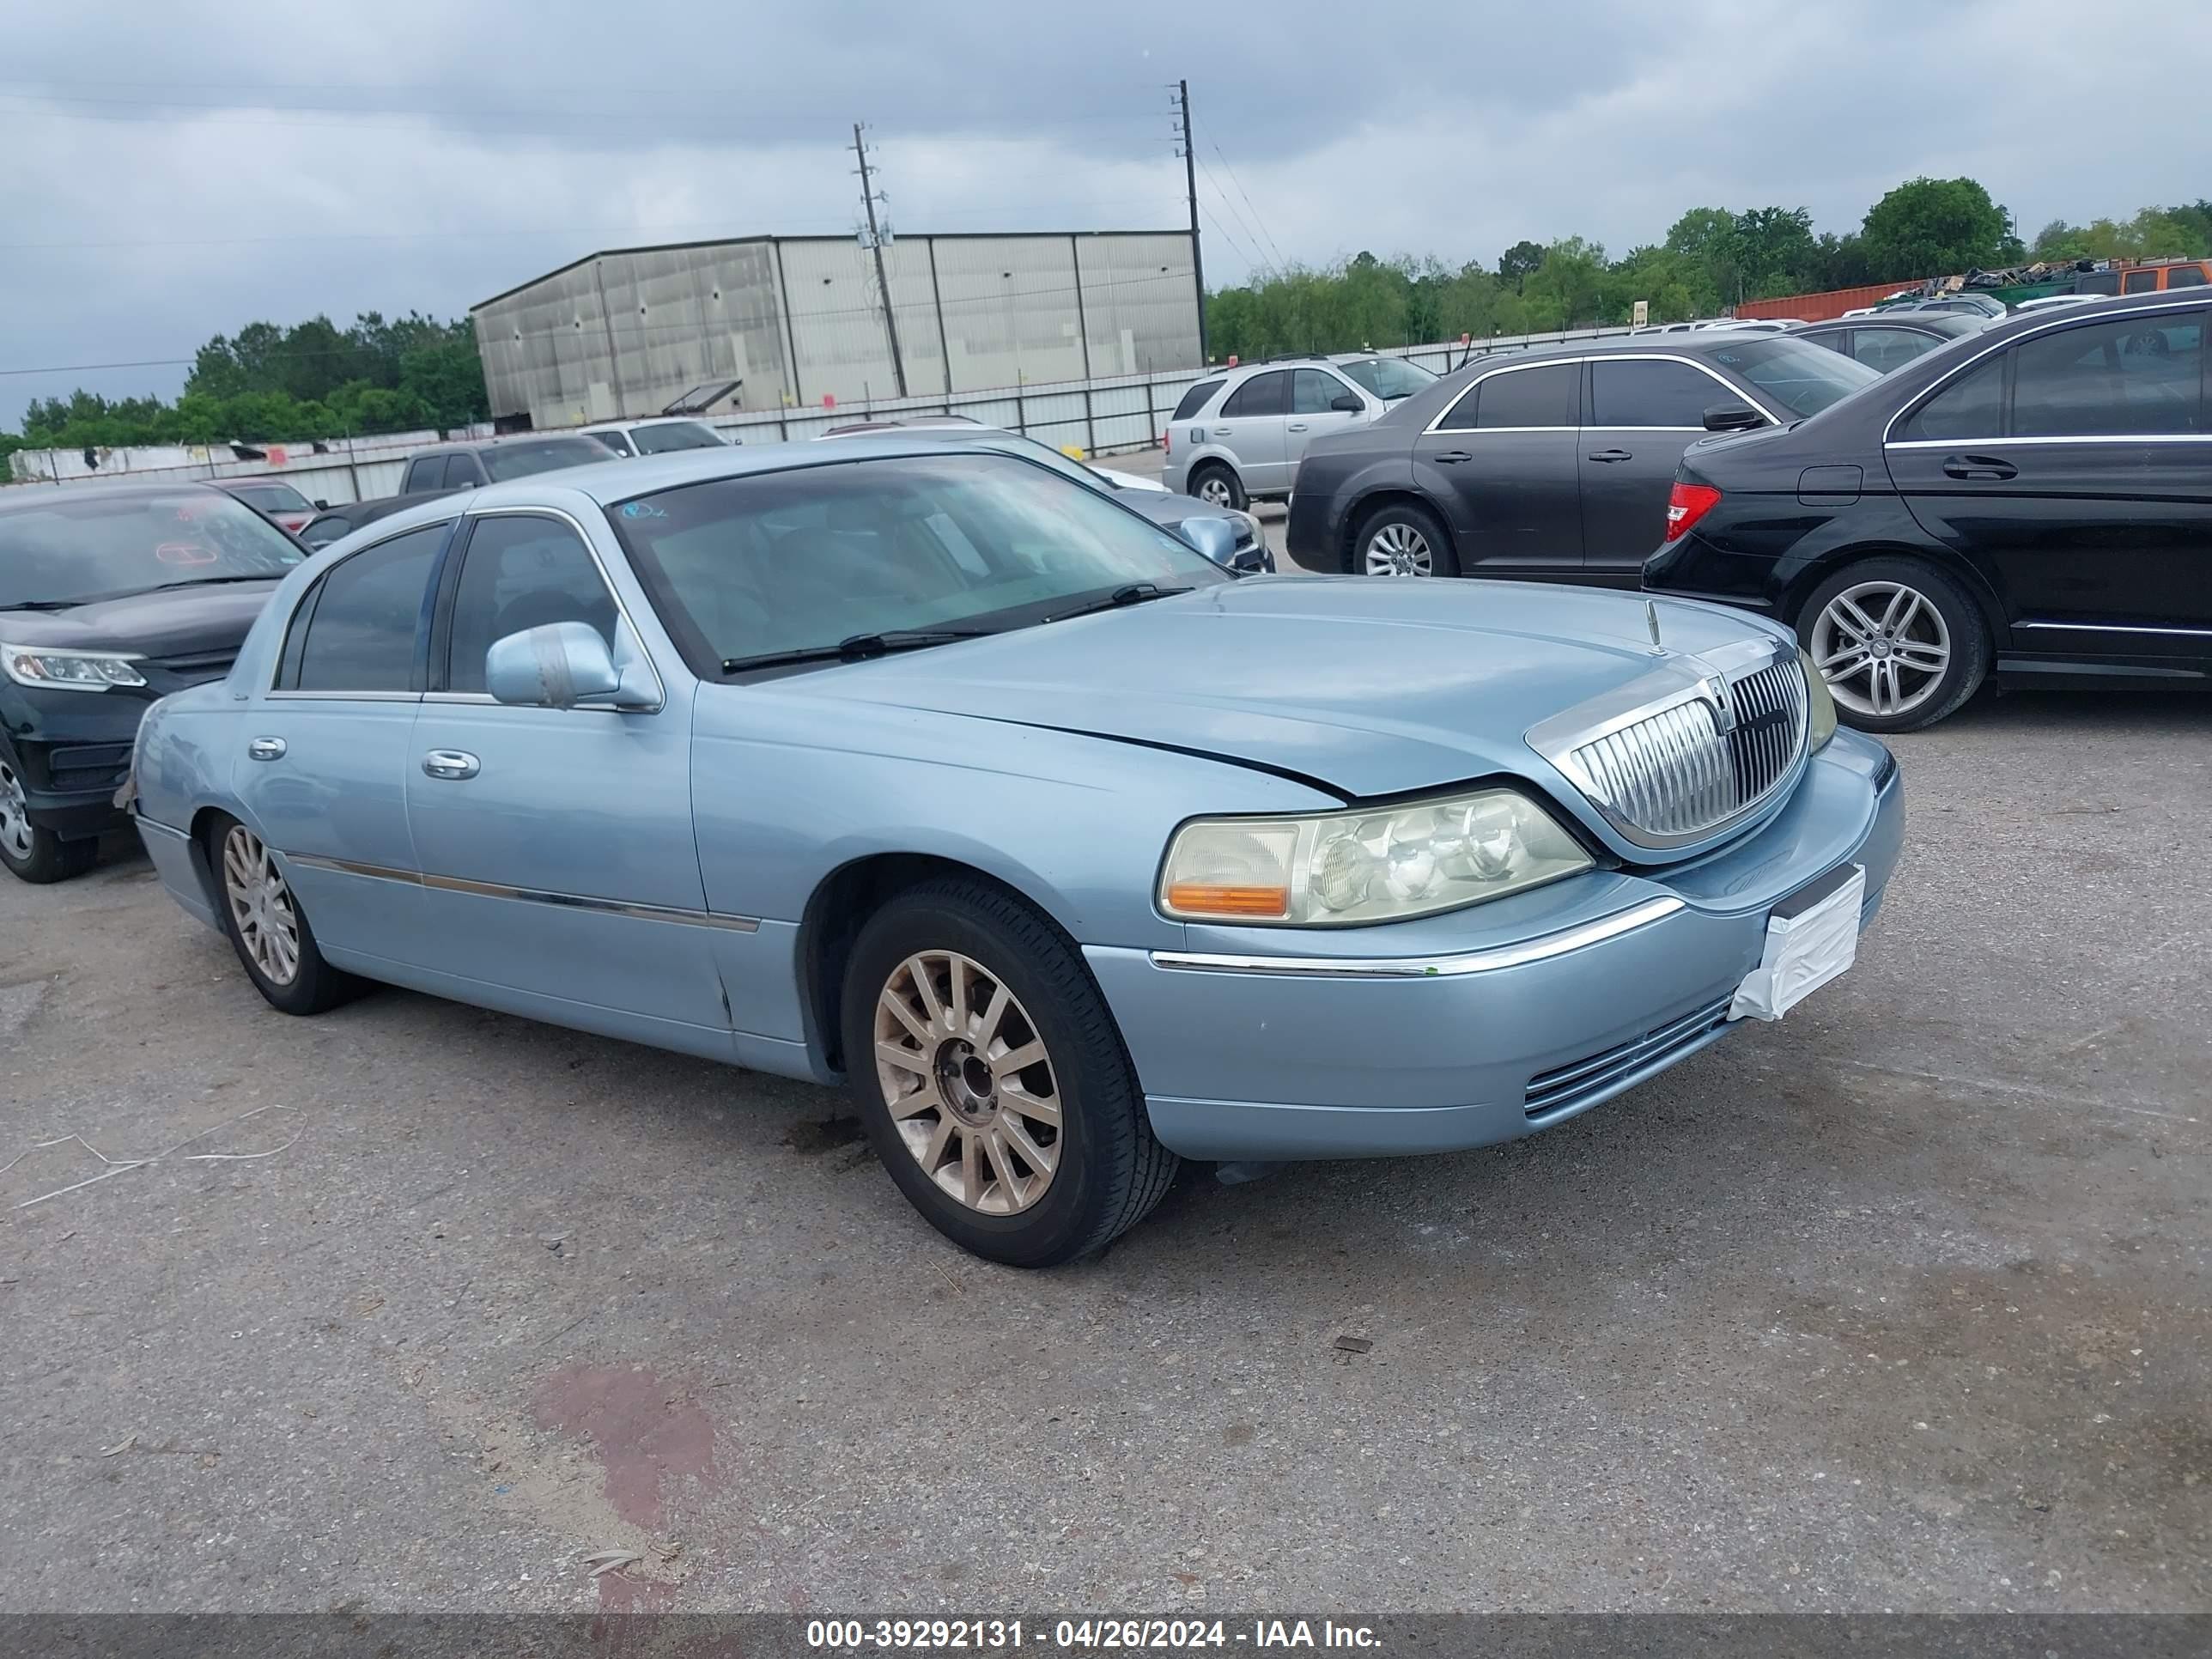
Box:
1588, 359, 1723, 427
1171, 379, 1224, 421
2123, 269, 2160, 295
1852, 327, 1940, 374
594, 429, 635, 456
1897, 357, 2005, 442
2011, 313, 2204, 436
1473, 363, 1578, 428
1218, 371, 1288, 418
288, 524, 447, 693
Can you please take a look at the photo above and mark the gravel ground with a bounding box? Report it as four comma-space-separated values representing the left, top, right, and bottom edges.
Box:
0, 672, 2205, 1616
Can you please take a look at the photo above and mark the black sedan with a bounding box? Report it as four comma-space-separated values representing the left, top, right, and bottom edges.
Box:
0, 483, 305, 881
1644, 287, 2208, 731
1793, 311, 1989, 375
1285, 332, 1878, 582
298, 490, 447, 550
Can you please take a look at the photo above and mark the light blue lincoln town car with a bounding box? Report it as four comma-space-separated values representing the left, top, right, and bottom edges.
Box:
128, 438, 1903, 1265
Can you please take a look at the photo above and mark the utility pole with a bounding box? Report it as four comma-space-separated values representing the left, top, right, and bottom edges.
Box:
1172, 80, 1208, 362
852, 123, 908, 398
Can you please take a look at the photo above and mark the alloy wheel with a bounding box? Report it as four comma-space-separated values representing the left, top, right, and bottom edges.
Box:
873, 950, 1061, 1216
1811, 580, 1952, 720
1195, 475, 1235, 508
222, 825, 301, 987
0, 761, 31, 863
1364, 521, 1433, 577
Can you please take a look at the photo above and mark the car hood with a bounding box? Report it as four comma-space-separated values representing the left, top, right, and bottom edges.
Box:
0, 580, 283, 656
799, 576, 1785, 804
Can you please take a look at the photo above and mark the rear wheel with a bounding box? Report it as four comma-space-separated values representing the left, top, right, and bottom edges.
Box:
208, 814, 362, 1015
1353, 500, 1459, 577
0, 754, 99, 884
1188, 462, 1247, 513
1799, 556, 1987, 732
842, 878, 1177, 1267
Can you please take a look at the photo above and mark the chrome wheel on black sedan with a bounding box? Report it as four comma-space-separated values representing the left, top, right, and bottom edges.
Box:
1799, 557, 1988, 734
0, 752, 100, 884
1352, 501, 1457, 579
1364, 521, 1434, 577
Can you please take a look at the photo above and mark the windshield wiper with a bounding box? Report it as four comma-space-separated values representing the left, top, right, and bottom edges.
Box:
1044, 582, 1193, 623
0, 599, 83, 611
147, 573, 290, 591
721, 628, 990, 673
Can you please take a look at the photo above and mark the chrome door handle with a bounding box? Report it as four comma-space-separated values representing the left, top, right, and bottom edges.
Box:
421, 750, 480, 781
1287, 422, 1309, 432
246, 737, 287, 761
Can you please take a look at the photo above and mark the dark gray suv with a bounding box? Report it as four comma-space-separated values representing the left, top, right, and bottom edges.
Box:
1285, 334, 1879, 580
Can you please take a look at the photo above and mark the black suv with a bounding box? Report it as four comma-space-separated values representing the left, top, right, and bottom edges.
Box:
0, 483, 304, 881
398, 434, 617, 495
1644, 287, 2208, 731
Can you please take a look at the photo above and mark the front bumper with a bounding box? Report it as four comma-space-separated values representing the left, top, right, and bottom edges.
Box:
6, 739, 135, 839
1085, 731, 1903, 1161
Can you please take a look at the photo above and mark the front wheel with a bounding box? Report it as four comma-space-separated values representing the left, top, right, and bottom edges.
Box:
1798, 557, 1988, 732
0, 753, 99, 884
842, 878, 1178, 1267
208, 814, 363, 1015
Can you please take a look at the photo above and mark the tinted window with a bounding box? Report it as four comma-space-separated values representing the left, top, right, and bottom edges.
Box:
609, 453, 1227, 675
631, 421, 725, 454
1474, 363, 1578, 428
1336, 356, 1436, 399
482, 438, 611, 482
1852, 327, 1941, 375
403, 457, 444, 493
293, 525, 445, 693
592, 429, 635, 456
444, 516, 618, 694
2012, 313, 2204, 436
0, 489, 303, 608
1703, 337, 1879, 418
1899, 357, 2004, 441
2167, 265, 2207, 289
301, 515, 352, 548
1171, 379, 1224, 421
1802, 329, 1850, 356
1219, 371, 1288, 418
1589, 359, 1724, 427
231, 482, 314, 514
442, 454, 485, 489
2123, 269, 2160, 294
1292, 368, 1352, 415
2076, 271, 2121, 296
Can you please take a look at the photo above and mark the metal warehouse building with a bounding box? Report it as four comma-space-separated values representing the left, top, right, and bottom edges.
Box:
471, 230, 1201, 431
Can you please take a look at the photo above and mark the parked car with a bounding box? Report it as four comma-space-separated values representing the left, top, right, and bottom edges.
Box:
1878, 293, 2008, 322
127, 438, 1901, 1265
575, 418, 734, 457
1, 483, 305, 882
299, 492, 447, 550
398, 434, 617, 495
2075, 258, 2210, 298
1161, 353, 1438, 511
215, 477, 323, 536
1285, 333, 1880, 580
1692, 319, 1802, 333
1795, 312, 1988, 374
817, 418, 1271, 572
1644, 287, 2209, 731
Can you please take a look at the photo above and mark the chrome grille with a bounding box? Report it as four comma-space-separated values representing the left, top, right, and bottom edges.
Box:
1568, 657, 1808, 845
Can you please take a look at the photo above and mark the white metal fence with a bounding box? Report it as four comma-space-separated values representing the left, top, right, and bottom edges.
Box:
6, 325, 1640, 506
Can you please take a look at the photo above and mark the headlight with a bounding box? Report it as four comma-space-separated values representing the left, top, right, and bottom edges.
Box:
1159, 787, 1593, 926
1, 643, 148, 693
1798, 648, 1836, 751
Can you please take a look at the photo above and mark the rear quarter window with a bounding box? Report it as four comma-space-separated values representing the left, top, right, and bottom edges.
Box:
1171, 380, 1224, 421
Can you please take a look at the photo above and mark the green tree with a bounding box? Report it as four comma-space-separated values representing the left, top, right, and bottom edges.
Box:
1860, 177, 2014, 278
1496, 240, 1545, 293
1522, 238, 1607, 329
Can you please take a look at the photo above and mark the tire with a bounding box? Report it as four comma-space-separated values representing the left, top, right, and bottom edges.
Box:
205, 813, 362, 1016
1187, 462, 1247, 514
841, 877, 1178, 1267
1351, 499, 1459, 578
0, 751, 99, 884
1797, 556, 1988, 733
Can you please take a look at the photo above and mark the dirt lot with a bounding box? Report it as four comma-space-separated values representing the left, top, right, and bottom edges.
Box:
1, 686, 2206, 1614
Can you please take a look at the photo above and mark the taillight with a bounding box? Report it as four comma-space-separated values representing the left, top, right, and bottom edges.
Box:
1664, 482, 1722, 542
1164, 427, 1172, 455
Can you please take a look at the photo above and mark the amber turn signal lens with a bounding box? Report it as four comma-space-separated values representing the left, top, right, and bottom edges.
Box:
1164, 883, 1291, 919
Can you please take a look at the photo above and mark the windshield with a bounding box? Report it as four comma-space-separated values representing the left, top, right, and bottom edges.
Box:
0, 489, 305, 607
610, 453, 1230, 674
1337, 356, 1437, 400
631, 421, 726, 455
483, 438, 617, 481
1704, 337, 1881, 418
230, 481, 313, 514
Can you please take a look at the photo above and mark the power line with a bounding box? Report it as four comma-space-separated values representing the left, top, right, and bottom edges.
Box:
1201, 127, 1291, 271
1191, 155, 1272, 276
1196, 204, 1265, 276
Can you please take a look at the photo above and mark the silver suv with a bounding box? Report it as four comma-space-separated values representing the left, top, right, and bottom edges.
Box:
1160, 352, 1437, 510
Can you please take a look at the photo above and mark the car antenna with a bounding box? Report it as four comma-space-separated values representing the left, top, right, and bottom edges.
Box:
1646, 599, 1667, 655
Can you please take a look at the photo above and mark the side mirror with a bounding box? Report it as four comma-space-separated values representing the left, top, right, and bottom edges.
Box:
313, 499, 329, 510
1329, 392, 1364, 413
485, 621, 657, 710
1177, 516, 1241, 569
1702, 403, 1765, 433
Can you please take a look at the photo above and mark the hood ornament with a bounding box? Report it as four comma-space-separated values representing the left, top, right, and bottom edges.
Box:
1646, 599, 1667, 656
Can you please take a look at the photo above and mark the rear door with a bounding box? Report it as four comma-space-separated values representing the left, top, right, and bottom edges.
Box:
1210, 370, 1290, 493
1887, 307, 2211, 646
1578, 356, 1737, 579
1413, 361, 1583, 573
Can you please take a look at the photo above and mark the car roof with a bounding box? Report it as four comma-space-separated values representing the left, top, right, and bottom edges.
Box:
409, 433, 613, 456
0, 478, 228, 518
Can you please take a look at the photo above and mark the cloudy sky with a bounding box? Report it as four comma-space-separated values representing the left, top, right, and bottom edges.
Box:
4, 0, 2207, 428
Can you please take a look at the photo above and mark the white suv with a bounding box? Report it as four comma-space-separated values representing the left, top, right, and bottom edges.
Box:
1160, 353, 1436, 510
